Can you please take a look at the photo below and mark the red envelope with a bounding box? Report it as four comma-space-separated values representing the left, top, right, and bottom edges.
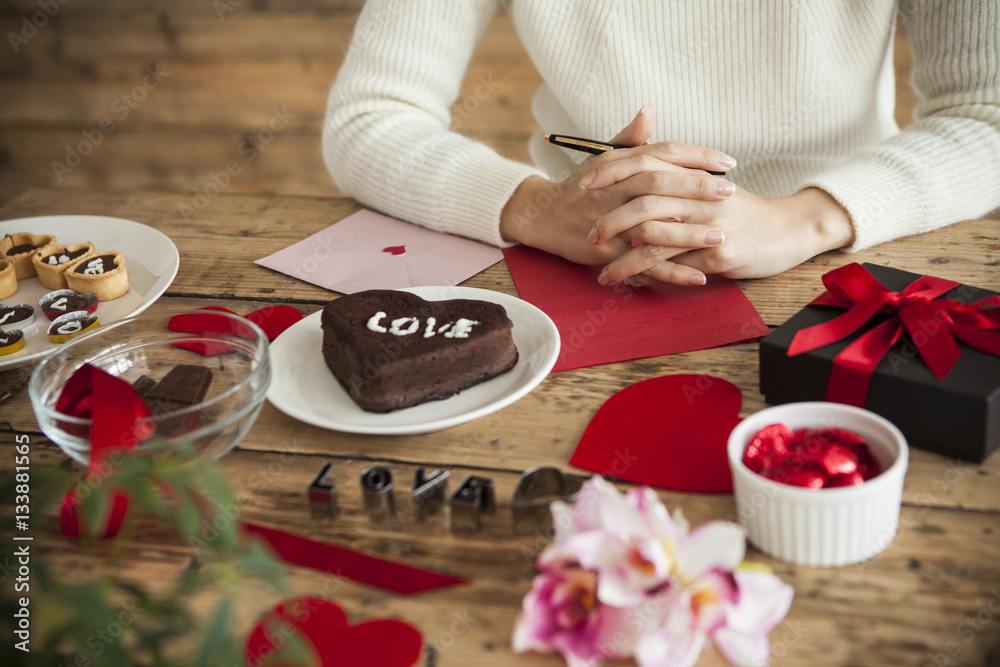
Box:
503, 245, 768, 371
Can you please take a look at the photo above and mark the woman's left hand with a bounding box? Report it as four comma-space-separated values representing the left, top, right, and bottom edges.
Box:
584, 156, 856, 286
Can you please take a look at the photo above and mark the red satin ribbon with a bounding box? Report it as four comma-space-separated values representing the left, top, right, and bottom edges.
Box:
243, 522, 468, 595
59, 363, 152, 538
788, 263, 1000, 406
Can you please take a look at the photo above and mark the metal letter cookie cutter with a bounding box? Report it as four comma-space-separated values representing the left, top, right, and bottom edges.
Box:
307, 461, 339, 519
510, 466, 586, 535
449, 475, 496, 533
411, 468, 449, 522
360, 466, 395, 522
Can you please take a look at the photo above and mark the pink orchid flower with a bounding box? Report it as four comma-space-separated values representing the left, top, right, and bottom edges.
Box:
512, 564, 637, 667
514, 477, 795, 667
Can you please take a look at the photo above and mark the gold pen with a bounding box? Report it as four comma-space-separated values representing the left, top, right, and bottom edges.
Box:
544, 133, 730, 176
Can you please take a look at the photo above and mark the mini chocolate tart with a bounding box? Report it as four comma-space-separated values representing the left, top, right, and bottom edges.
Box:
39, 289, 98, 321
0, 259, 16, 300
0, 232, 57, 279
0, 304, 34, 331
0, 329, 24, 356
32, 241, 96, 290
47, 311, 100, 344
65, 250, 129, 301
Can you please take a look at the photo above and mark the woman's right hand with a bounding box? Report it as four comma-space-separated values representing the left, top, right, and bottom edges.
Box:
499, 105, 735, 284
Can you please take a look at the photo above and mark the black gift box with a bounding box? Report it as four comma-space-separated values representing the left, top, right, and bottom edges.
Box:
760, 263, 1000, 463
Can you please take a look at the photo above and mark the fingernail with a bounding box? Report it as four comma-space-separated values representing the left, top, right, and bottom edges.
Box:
716, 180, 735, 197
705, 229, 725, 245
688, 273, 707, 286
717, 153, 737, 169
579, 172, 596, 189
588, 227, 599, 244
598, 268, 610, 285
638, 104, 652, 117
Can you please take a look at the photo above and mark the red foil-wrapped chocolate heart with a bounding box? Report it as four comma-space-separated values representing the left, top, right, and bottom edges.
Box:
743, 423, 881, 489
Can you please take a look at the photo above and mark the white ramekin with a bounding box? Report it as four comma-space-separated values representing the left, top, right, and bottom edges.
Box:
727, 402, 909, 567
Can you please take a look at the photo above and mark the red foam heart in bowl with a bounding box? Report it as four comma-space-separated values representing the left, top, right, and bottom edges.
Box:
570, 374, 741, 493
246, 597, 423, 667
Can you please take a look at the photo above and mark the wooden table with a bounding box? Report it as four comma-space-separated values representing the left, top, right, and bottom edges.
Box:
2, 189, 999, 666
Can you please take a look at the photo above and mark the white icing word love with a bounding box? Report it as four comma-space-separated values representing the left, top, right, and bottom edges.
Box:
0, 311, 16, 324
366, 312, 480, 339
50, 296, 68, 311
46, 254, 71, 265
82, 258, 106, 275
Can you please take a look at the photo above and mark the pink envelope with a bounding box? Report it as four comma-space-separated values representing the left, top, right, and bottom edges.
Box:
255, 210, 504, 294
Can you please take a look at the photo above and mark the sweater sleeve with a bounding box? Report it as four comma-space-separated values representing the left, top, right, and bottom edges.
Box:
803, 1, 1000, 251
322, 0, 546, 247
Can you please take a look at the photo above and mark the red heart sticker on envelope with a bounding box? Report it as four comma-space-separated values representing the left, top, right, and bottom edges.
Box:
246, 597, 423, 667
570, 375, 741, 493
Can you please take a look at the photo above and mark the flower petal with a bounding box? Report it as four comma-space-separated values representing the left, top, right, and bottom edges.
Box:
712, 626, 772, 667
676, 521, 746, 580
635, 627, 706, 667
726, 570, 795, 635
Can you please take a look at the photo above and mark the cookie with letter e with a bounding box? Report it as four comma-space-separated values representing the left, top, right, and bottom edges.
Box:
321, 289, 518, 412
65, 250, 129, 301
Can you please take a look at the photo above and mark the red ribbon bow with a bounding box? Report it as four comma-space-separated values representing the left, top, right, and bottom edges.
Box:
787, 263, 1000, 407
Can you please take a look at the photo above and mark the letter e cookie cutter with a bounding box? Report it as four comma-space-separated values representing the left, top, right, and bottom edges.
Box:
510, 466, 585, 535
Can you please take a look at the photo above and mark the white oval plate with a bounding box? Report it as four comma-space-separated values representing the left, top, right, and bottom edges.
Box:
0, 215, 180, 371
266, 286, 560, 435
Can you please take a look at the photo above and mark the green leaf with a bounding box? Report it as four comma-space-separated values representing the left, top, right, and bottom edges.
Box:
193, 597, 234, 667
77, 482, 111, 538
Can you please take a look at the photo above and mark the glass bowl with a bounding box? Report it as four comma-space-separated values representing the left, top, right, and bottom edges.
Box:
29, 309, 271, 465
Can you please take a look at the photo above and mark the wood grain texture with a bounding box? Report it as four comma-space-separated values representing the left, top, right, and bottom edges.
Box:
1, 189, 999, 666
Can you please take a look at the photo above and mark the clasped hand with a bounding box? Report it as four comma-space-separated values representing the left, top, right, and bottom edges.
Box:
499, 105, 854, 287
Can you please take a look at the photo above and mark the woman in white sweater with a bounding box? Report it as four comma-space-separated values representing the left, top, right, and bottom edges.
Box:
323, 1, 999, 288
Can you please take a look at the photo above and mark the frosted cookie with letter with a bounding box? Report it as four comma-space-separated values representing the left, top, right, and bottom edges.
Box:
0, 329, 24, 356
39, 289, 98, 320
32, 241, 96, 290
47, 311, 100, 343
65, 250, 129, 301
1, 232, 57, 279
0, 304, 34, 331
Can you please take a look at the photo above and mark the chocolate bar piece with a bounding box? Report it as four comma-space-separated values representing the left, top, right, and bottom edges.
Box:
131, 375, 157, 397
144, 365, 213, 405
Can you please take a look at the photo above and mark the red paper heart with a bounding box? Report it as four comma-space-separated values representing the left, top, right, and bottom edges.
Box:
570, 375, 741, 493
246, 597, 423, 667
169, 306, 302, 355
242, 305, 304, 341
382, 245, 406, 256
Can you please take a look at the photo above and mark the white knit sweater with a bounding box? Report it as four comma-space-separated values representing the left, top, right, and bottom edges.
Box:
323, 0, 1000, 252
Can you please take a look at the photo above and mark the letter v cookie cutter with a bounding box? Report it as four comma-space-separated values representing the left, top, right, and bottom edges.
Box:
510, 466, 586, 535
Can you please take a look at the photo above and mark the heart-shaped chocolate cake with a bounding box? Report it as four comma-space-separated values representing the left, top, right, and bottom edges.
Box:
321, 290, 518, 412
